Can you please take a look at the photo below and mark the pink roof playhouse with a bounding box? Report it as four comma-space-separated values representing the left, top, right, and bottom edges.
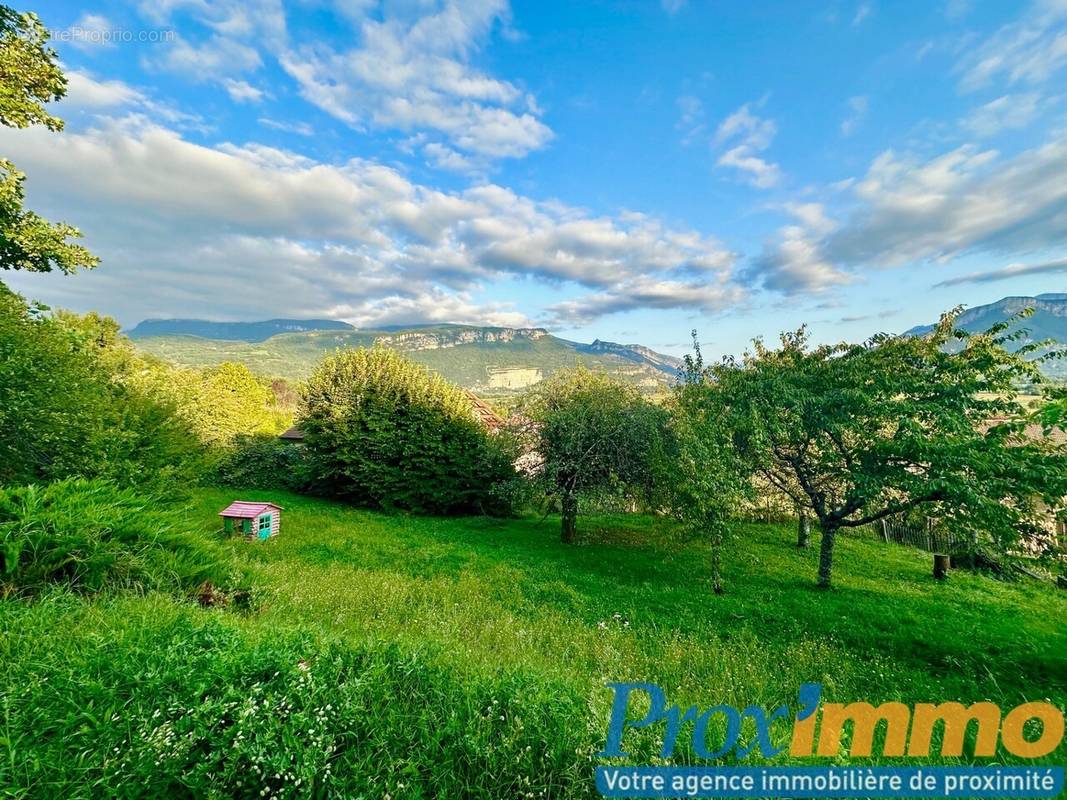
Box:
219, 501, 283, 540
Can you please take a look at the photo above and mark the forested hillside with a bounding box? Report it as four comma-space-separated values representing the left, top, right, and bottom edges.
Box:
132, 323, 683, 393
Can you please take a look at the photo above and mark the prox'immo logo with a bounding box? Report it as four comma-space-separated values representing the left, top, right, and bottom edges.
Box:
599, 683, 1065, 760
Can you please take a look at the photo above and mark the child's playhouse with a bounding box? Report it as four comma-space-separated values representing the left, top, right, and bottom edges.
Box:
219, 501, 283, 540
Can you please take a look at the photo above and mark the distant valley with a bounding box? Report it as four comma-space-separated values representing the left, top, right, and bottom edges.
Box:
129, 321, 684, 393
128, 293, 1067, 391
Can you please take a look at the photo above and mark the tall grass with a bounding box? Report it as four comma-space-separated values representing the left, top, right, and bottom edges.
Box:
0, 479, 239, 597
1, 488, 1065, 797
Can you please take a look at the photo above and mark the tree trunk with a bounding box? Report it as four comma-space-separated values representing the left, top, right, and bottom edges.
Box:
817, 524, 837, 589
797, 513, 810, 548
711, 535, 724, 594
933, 553, 950, 580
560, 492, 578, 544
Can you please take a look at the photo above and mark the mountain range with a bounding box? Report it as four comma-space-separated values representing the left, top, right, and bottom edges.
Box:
128, 293, 1067, 391
904, 293, 1067, 378
130, 321, 684, 393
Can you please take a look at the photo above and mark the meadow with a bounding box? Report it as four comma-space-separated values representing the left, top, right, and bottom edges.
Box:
2, 489, 1065, 798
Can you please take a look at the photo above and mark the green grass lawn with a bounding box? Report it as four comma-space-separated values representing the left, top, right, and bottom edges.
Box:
2, 489, 1065, 798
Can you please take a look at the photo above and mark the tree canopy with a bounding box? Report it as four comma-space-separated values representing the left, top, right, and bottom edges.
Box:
0, 6, 97, 273
521, 366, 669, 543
664, 336, 754, 593
701, 311, 1067, 588
0, 286, 202, 487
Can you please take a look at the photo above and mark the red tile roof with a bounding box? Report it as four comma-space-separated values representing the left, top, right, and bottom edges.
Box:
218, 501, 284, 519
464, 390, 506, 432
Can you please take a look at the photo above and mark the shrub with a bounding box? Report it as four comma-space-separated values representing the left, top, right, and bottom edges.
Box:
301, 348, 515, 514
0, 478, 238, 597
213, 434, 309, 490
0, 287, 206, 489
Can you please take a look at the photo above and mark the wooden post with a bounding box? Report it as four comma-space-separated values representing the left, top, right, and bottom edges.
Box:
797, 513, 811, 548
880, 518, 889, 543
933, 553, 950, 580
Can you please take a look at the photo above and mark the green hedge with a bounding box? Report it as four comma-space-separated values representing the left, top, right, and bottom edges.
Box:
301, 348, 516, 514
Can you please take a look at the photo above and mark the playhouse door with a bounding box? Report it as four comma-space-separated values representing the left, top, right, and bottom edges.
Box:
257, 514, 272, 539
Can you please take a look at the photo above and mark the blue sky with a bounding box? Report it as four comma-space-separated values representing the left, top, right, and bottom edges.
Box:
3, 0, 1067, 357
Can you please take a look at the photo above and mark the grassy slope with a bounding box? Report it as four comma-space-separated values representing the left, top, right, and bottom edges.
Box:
134, 332, 671, 389
2, 490, 1065, 797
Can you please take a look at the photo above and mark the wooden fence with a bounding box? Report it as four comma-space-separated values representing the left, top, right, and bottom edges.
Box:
861, 515, 962, 554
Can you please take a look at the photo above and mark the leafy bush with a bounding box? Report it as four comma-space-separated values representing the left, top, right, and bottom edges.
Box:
213, 434, 309, 490
174, 362, 287, 449
301, 348, 515, 514
0, 478, 237, 597
0, 286, 206, 488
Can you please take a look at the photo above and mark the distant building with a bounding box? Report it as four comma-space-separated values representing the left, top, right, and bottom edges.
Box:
279, 425, 305, 442
464, 390, 506, 433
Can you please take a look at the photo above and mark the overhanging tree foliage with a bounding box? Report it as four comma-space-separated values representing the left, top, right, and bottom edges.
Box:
522, 366, 668, 543
0, 5, 97, 273
708, 309, 1067, 589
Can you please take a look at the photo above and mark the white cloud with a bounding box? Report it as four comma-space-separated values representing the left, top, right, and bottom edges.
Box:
713, 102, 781, 188
748, 204, 852, 293
156, 34, 263, 81
852, 2, 873, 26
662, 0, 688, 15
0, 119, 736, 326
548, 277, 745, 326
277, 1, 552, 160
826, 141, 1067, 266
63, 71, 147, 108
422, 142, 482, 173
63, 13, 117, 51
944, 0, 972, 22
675, 95, 705, 145
130, 0, 550, 166
933, 256, 1067, 287
258, 117, 313, 136
222, 78, 266, 103
750, 135, 1067, 294
60, 71, 206, 130
957, 0, 1067, 91
961, 92, 1042, 136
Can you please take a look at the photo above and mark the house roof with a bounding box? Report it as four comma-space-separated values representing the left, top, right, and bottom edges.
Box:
983, 418, 1067, 446
464, 390, 506, 432
218, 501, 284, 518
278, 391, 506, 439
